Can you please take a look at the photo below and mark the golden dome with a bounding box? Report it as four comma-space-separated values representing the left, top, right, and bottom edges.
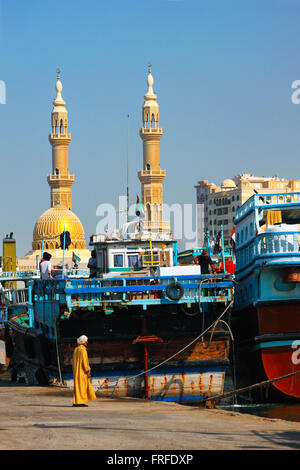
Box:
221, 178, 236, 189
32, 206, 86, 251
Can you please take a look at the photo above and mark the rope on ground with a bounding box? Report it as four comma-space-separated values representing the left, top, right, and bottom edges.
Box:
96, 299, 233, 394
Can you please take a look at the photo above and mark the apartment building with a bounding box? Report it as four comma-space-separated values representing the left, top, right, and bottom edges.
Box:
195, 174, 300, 248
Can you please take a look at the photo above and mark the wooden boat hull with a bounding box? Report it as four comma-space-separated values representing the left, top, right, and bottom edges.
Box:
8, 320, 230, 403
231, 303, 300, 402
4, 273, 233, 403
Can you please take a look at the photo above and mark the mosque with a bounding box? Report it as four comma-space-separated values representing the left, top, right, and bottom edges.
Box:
17, 65, 169, 271
18, 71, 91, 270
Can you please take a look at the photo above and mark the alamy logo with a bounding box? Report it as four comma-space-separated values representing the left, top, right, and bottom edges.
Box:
291, 80, 300, 104
0, 80, 6, 104
291, 340, 300, 365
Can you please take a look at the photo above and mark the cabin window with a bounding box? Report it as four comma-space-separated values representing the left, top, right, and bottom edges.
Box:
113, 254, 124, 268
128, 254, 139, 268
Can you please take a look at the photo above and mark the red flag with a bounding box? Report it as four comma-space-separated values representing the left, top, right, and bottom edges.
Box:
231, 226, 235, 242
135, 195, 144, 218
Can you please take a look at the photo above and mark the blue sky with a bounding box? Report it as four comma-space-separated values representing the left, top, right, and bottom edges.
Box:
1, 0, 300, 256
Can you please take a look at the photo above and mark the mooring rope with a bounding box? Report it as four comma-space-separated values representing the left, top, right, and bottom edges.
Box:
199, 368, 300, 405
96, 299, 233, 394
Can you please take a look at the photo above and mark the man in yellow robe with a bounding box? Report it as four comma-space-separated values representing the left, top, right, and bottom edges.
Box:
72, 335, 96, 407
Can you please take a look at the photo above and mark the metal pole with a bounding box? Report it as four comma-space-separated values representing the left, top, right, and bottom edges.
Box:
126, 114, 130, 224
62, 225, 66, 279
221, 225, 225, 273
149, 239, 153, 266
141, 316, 150, 399
206, 230, 210, 254
41, 232, 45, 257
144, 342, 149, 399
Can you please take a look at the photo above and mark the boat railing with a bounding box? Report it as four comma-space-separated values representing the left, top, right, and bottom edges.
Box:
62, 273, 234, 311
0, 270, 40, 281
236, 192, 300, 222
235, 230, 300, 273
0, 269, 89, 282
1, 288, 28, 306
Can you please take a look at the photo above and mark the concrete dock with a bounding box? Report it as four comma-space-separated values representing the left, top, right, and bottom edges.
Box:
0, 383, 300, 450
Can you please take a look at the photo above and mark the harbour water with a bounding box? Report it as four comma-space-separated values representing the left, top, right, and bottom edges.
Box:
219, 373, 300, 423
221, 403, 300, 423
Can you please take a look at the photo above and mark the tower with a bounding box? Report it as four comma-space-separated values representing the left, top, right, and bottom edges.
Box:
19, 70, 92, 270
138, 65, 170, 235
29, 71, 87, 254
47, 69, 74, 210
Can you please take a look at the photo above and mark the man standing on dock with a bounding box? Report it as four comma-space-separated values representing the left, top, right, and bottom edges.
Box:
72, 335, 96, 407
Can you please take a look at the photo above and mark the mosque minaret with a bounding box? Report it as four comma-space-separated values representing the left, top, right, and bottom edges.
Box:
18, 72, 91, 270
47, 69, 74, 211
138, 65, 170, 235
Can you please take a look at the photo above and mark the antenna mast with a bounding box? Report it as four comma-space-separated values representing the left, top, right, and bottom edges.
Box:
126, 114, 130, 223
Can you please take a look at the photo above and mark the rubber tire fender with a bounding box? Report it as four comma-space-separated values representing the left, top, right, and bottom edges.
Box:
165, 281, 184, 301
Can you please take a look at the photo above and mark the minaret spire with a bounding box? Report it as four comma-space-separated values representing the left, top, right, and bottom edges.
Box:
53, 68, 66, 108
47, 70, 74, 210
138, 65, 170, 236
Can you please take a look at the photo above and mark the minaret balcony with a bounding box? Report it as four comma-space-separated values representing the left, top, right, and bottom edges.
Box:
47, 174, 75, 186
141, 127, 162, 133
48, 133, 72, 143
138, 169, 166, 184
140, 127, 163, 139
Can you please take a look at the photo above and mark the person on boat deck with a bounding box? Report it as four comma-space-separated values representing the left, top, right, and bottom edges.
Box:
72, 335, 96, 407
194, 250, 216, 274
39, 252, 53, 280
87, 250, 97, 278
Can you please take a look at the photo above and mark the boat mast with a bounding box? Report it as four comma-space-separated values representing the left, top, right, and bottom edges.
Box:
126, 114, 130, 224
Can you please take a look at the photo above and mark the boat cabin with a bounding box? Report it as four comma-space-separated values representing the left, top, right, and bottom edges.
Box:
234, 192, 300, 277
89, 234, 177, 275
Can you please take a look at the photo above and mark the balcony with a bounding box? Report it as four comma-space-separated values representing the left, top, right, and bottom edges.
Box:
47, 174, 74, 181
140, 128, 162, 133
138, 169, 166, 176
235, 231, 300, 275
